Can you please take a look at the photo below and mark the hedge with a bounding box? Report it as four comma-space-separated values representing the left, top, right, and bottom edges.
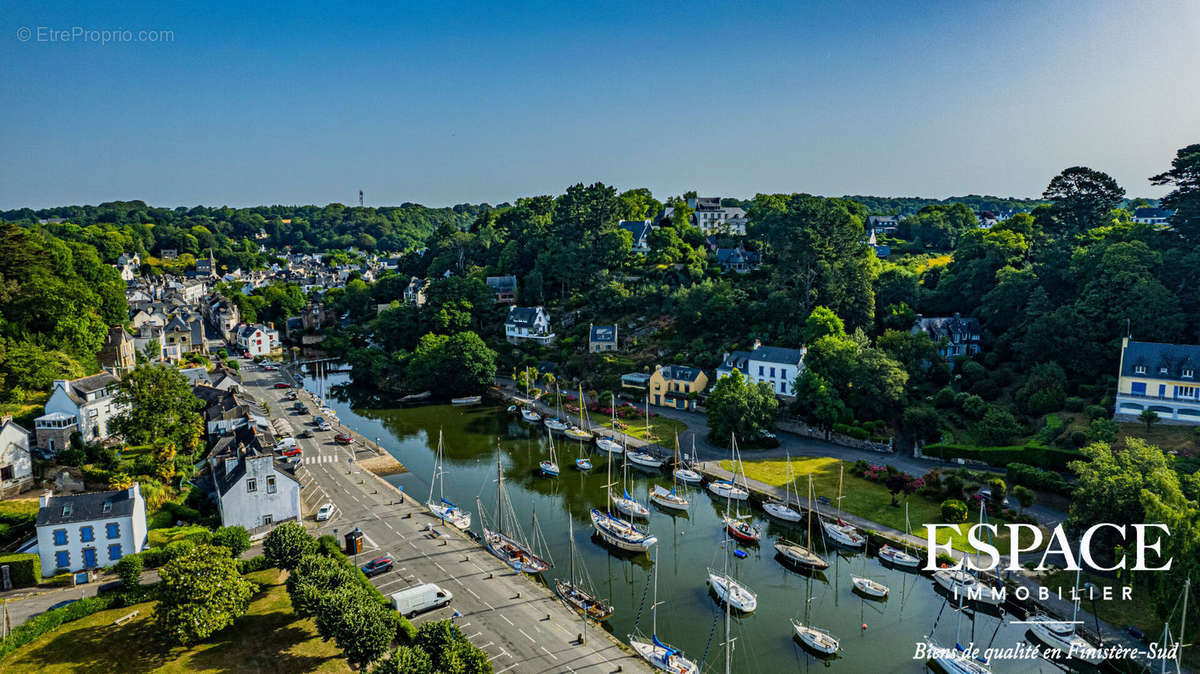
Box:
0, 553, 41, 587
924, 443, 1086, 471
1006, 462, 1072, 495
833, 423, 870, 441
0, 593, 120, 660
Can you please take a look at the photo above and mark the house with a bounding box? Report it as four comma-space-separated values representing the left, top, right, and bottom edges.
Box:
486, 275, 518, 304
179, 366, 212, 387
589, 324, 618, 353
868, 230, 890, 259
648, 365, 708, 410
1133, 207, 1175, 226
1114, 338, 1200, 424
404, 277, 429, 307
98, 326, 136, 374
0, 415, 34, 496
35, 484, 147, 576
35, 373, 123, 451
132, 324, 166, 362
505, 306, 555, 345
163, 314, 207, 355
209, 432, 301, 535
193, 385, 265, 437
715, 246, 761, 273
196, 250, 217, 277
688, 197, 747, 236
621, 372, 651, 391
619, 220, 654, 255
236, 324, 280, 358
159, 248, 178, 259
201, 295, 241, 341
716, 340, 805, 397
912, 313, 982, 359
866, 215, 901, 234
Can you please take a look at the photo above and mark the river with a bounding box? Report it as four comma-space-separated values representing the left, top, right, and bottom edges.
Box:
302, 369, 1091, 673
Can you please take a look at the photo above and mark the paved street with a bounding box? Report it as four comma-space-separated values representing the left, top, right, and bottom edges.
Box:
246, 365, 650, 674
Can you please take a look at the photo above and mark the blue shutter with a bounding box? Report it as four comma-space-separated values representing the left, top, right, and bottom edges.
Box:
82, 548, 97, 568
55, 551, 70, 569
1131, 382, 1146, 395
108, 544, 123, 561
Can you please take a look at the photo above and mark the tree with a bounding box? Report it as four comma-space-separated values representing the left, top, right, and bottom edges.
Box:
1012, 485, 1035, 512
1042, 166, 1125, 236
884, 473, 908, 507
793, 370, 845, 432
903, 406, 941, 444
405, 331, 497, 397
114, 553, 143, 591
705, 369, 779, 444
155, 544, 254, 646
940, 499, 968, 523
211, 526, 251, 558
802, 306, 845, 344
1139, 408, 1160, 433
110, 363, 203, 447
264, 521, 316, 571
314, 590, 397, 670
371, 646, 433, 674
985, 478, 1008, 507
414, 620, 492, 673
1067, 438, 1186, 537
1150, 143, 1200, 244
286, 553, 360, 618
972, 407, 1022, 445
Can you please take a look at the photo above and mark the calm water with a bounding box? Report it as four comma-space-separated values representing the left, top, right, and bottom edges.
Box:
304, 370, 1082, 673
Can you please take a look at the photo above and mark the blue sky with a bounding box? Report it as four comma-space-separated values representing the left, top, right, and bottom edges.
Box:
2, 0, 1198, 209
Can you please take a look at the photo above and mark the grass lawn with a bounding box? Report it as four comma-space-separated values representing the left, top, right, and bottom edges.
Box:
721, 457, 1043, 555
0, 497, 39, 520
1116, 422, 1199, 456
591, 413, 688, 445
0, 569, 352, 673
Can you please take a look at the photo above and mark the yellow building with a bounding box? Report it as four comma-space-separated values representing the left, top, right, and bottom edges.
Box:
648, 364, 708, 410
1114, 337, 1200, 424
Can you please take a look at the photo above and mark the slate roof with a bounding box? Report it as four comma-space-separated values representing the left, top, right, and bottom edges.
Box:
914, 315, 981, 342
165, 315, 190, 333
1121, 340, 1200, 381
506, 306, 543, 328
486, 275, 517, 293
590, 325, 617, 344
71, 372, 118, 395
720, 345, 806, 371
692, 197, 722, 210
619, 220, 652, 243
37, 487, 138, 527
1133, 207, 1174, 220
659, 365, 704, 382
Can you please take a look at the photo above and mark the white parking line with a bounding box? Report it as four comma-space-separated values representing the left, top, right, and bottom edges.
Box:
499, 614, 513, 625
494, 663, 517, 673
540, 646, 557, 661
517, 628, 535, 643
465, 587, 480, 600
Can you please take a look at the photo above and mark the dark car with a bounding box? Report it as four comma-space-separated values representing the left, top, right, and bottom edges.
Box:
273, 382, 291, 389
293, 406, 309, 415
361, 555, 394, 576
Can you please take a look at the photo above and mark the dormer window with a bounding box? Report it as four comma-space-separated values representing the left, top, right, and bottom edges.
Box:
102, 501, 112, 513
1185, 369, 1196, 379
1160, 367, 1169, 375
1135, 365, 1147, 374
62, 504, 72, 517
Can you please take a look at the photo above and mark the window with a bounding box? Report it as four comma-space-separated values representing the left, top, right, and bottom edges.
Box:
1135, 365, 1146, 374
108, 544, 122, 561
266, 476, 277, 494
53, 529, 67, 546
102, 501, 112, 513
62, 504, 72, 517
80, 526, 94, 543
770, 367, 776, 378
82, 547, 97, 568
247, 478, 257, 492
1185, 369, 1195, 379
780, 369, 788, 381
54, 551, 69, 569
263, 514, 273, 526
780, 381, 787, 394
1160, 367, 1169, 375
758, 366, 764, 376
106, 522, 120, 539
1131, 382, 1147, 396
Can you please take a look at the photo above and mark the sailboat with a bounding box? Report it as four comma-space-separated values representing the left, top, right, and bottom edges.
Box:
708, 471, 757, 613
819, 463, 866, 548
649, 432, 689, 511
565, 385, 593, 442
1027, 567, 1104, 664
544, 384, 569, 434
792, 620, 839, 656
723, 444, 761, 543
539, 428, 560, 477
426, 430, 471, 530
591, 436, 657, 553
477, 449, 552, 573
879, 502, 921, 568
555, 518, 614, 621
672, 436, 703, 484
626, 395, 665, 469
774, 474, 828, 570
595, 393, 624, 454
852, 576, 889, 599
629, 547, 700, 674
613, 438, 650, 519
762, 452, 803, 522
923, 572, 996, 674
519, 368, 542, 424
706, 434, 750, 501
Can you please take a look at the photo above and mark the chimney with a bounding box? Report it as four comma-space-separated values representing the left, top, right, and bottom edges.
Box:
953, 312, 961, 320
1, 413, 11, 426
753, 339, 762, 351
40, 489, 53, 508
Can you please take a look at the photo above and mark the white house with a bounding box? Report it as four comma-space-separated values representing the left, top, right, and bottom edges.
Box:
688, 197, 747, 236
715, 340, 806, 397
1133, 207, 1175, 226
209, 437, 302, 535
0, 415, 34, 495
505, 306, 555, 345
34, 373, 123, 452
619, 220, 654, 255
236, 324, 281, 358
35, 484, 147, 575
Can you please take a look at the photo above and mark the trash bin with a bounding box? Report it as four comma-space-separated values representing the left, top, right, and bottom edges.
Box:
345, 528, 364, 555
396, 485, 405, 503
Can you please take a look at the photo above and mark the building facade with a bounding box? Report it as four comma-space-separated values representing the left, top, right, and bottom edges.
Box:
211, 451, 302, 534
715, 341, 805, 397
0, 415, 34, 496
911, 314, 982, 359
648, 365, 708, 409
1114, 338, 1200, 424
98, 326, 136, 374
35, 484, 147, 576
505, 306, 555, 345
35, 373, 123, 451
589, 324, 618, 353
236, 324, 281, 358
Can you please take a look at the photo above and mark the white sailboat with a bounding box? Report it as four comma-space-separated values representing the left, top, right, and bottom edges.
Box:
720, 435, 761, 543
819, 463, 866, 548
613, 439, 650, 519
933, 503, 1003, 605
426, 430, 471, 530
591, 435, 657, 553
478, 449, 552, 573
708, 466, 757, 613
774, 475, 828, 570
649, 432, 689, 512
544, 384, 568, 433
762, 452, 803, 522
629, 547, 700, 674
672, 436, 703, 484
924, 573, 994, 674
879, 501, 921, 568
627, 396, 665, 469
595, 393, 624, 455
565, 385, 593, 442
519, 367, 542, 424
539, 427, 560, 477
706, 435, 750, 501
791, 555, 839, 656
555, 518, 614, 621
1027, 567, 1104, 664
852, 576, 889, 599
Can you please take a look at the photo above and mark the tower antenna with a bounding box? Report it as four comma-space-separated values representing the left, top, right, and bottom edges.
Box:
359, 190, 364, 208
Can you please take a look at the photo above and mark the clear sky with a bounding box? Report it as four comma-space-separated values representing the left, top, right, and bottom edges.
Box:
2, 0, 1198, 209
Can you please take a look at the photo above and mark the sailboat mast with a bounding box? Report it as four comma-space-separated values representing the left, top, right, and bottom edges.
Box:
652, 546, 659, 635
569, 518, 575, 586
672, 432, 680, 490
496, 447, 504, 536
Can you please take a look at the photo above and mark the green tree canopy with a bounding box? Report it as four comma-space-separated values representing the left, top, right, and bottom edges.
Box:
155, 544, 254, 646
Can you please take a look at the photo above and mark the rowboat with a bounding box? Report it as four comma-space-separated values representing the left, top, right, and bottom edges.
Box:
450, 395, 481, 405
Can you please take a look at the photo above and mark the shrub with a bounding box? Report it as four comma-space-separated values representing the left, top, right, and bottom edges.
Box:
934, 387, 957, 409
1064, 396, 1085, 412
115, 553, 144, 590
1006, 462, 1071, 494
971, 378, 1000, 400
941, 499, 968, 523
211, 526, 252, 558
903, 405, 941, 443
961, 395, 988, 419
925, 443, 1084, 471
316, 534, 343, 558
833, 423, 869, 440
972, 407, 1022, 446
985, 478, 1007, 504
1085, 404, 1108, 420
0, 553, 41, 587
1068, 429, 1088, 448
961, 360, 987, 382
942, 473, 964, 499
238, 555, 272, 574
264, 521, 317, 571
163, 539, 197, 561
163, 501, 202, 523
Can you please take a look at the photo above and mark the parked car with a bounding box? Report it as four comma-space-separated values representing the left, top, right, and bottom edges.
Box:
361, 555, 394, 577
287, 391, 299, 400
273, 382, 291, 389
316, 420, 332, 431
298, 429, 314, 439
390, 583, 452, 618
281, 447, 302, 457
334, 433, 353, 445
316, 503, 335, 521
262, 364, 278, 371
293, 406, 309, 415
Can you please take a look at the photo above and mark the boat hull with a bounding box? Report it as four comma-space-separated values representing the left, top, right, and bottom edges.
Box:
774, 541, 828, 570
924, 640, 992, 674
1027, 618, 1105, 664
932, 570, 1004, 605
595, 437, 624, 455
629, 637, 699, 674
555, 580, 614, 622
427, 502, 471, 530
706, 481, 749, 501
613, 496, 649, 519
762, 501, 803, 522
821, 520, 865, 548
673, 468, 702, 484
725, 517, 761, 543
520, 410, 542, 424
852, 576, 889, 599
627, 452, 664, 469
591, 509, 657, 552
792, 621, 839, 655
708, 571, 757, 612
482, 529, 550, 573
564, 429, 591, 441
574, 458, 593, 471
450, 396, 481, 405
539, 461, 560, 477
879, 545, 922, 568
649, 486, 689, 511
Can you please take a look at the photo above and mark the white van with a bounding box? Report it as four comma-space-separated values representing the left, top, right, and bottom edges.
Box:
390, 583, 453, 618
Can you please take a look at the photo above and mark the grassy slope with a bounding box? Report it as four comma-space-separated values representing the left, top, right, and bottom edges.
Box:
721, 457, 1039, 555
0, 569, 351, 673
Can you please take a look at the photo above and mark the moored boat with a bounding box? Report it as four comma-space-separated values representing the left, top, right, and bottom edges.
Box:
725, 516, 761, 543
427, 431, 472, 530
708, 569, 757, 612
706, 479, 749, 501
932, 569, 1003, 605
627, 450, 664, 469
450, 395, 481, 405
649, 484, 689, 511
591, 508, 657, 552
792, 621, 839, 655
879, 544, 921, 568
852, 575, 889, 599
774, 539, 828, 570
596, 436, 623, 455
520, 408, 542, 424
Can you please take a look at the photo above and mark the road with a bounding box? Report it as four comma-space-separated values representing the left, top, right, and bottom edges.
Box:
246, 365, 650, 674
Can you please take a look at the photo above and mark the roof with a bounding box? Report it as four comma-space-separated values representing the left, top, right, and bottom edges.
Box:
659, 365, 704, 382
622, 372, 651, 384
692, 197, 722, 210
486, 275, 517, 292
1121, 340, 1200, 381
180, 367, 212, 386
37, 487, 138, 527
619, 220, 653, 242
165, 315, 190, 333
720, 344, 806, 370
506, 306, 544, 327
1133, 207, 1175, 219
590, 325, 617, 343
193, 384, 242, 421
914, 315, 981, 341
104, 326, 133, 345
716, 248, 760, 265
